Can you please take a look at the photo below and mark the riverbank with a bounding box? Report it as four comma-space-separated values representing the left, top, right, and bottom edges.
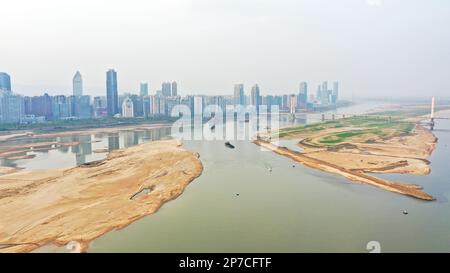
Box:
257, 107, 440, 200
0, 139, 203, 253
254, 139, 434, 200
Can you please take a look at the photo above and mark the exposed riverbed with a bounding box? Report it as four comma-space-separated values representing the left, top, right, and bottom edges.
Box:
2, 102, 450, 252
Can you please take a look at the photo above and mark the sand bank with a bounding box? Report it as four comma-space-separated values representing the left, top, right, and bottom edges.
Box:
0, 139, 203, 253
254, 139, 433, 201
299, 125, 437, 176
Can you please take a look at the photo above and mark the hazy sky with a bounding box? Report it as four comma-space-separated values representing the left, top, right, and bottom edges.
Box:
1, 0, 449, 98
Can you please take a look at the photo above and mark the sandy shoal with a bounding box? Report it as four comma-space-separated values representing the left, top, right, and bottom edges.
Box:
254, 139, 433, 201
301, 125, 437, 175
0, 139, 203, 253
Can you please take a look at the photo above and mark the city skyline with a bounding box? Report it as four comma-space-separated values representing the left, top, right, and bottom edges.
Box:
2, 69, 341, 99
0, 67, 342, 124
2, 0, 449, 98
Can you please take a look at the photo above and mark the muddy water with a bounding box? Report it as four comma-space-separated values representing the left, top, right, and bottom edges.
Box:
2, 103, 450, 253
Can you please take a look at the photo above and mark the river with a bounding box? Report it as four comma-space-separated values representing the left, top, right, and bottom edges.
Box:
2, 102, 450, 253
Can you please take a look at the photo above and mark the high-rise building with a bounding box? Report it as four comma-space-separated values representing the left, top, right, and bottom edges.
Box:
106, 69, 119, 116
74, 95, 91, 119
158, 95, 167, 115
250, 84, 261, 111
316, 85, 322, 103
298, 82, 308, 109
332, 81, 339, 104
171, 81, 177, 96
233, 84, 245, 106
140, 82, 148, 97
121, 97, 134, 118
0, 90, 24, 123
321, 81, 329, 104
73, 71, 83, 97
289, 95, 297, 114
30, 93, 53, 120
0, 72, 11, 92
282, 94, 289, 110
150, 95, 160, 115
129, 94, 143, 117
51, 95, 70, 120
166, 96, 181, 115
142, 95, 151, 117
162, 82, 171, 97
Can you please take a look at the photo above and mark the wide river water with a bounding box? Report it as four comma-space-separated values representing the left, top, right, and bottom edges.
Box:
2, 102, 450, 253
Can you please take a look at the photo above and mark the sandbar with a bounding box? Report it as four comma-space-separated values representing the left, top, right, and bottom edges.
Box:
0, 139, 203, 253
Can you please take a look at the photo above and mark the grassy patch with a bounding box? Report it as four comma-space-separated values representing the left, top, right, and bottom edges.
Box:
277, 115, 417, 147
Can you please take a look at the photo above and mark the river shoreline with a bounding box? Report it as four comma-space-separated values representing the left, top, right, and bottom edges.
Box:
254, 139, 434, 200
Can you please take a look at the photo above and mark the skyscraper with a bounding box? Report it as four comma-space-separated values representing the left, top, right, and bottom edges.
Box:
234, 84, 245, 106
298, 82, 308, 109
106, 69, 119, 116
332, 81, 339, 104
162, 82, 171, 97
171, 81, 177, 96
250, 84, 260, 107
72, 71, 83, 97
321, 81, 328, 104
140, 82, 148, 97
316, 85, 322, 103
0, 72, 11, 92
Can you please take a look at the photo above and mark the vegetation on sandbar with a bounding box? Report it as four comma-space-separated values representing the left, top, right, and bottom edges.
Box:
278, 116, 416, 147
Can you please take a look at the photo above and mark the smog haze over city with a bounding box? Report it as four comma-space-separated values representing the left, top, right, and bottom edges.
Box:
1, 0, 449, 98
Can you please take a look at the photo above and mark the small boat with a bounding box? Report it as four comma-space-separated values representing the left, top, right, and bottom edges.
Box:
210, 124, 215, 130
225, 141, 235, 149
403, 210, 408, 215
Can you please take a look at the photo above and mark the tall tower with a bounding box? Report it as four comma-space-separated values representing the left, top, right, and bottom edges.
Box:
251, 84, 260, 112
0, 72, 11, 92
321, 81, 329, 104
162, 82, 171, 97
298, 82, 308, 108
106, 69, 119, 116
140, 82, 148, 97
234, 84, 245, 106
72, 71, 83, 97
332, 81, 339, 104
171, 81, 178, 96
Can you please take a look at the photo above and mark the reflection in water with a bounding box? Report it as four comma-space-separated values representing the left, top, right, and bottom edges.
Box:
76, 154, 86, 165
0, 126, 174, 170
108, 134, 120, 151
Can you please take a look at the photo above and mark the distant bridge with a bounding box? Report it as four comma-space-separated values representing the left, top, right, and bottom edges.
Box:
281, 112, 393, 121
283, 97, 450, 131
